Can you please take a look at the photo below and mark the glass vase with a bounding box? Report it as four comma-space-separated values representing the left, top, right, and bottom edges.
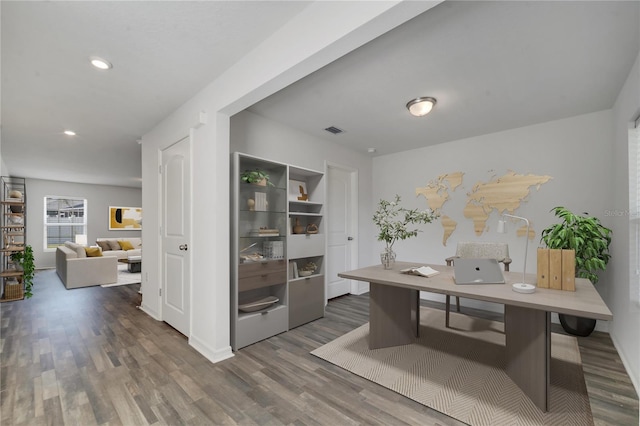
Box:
380, 248, 396, 269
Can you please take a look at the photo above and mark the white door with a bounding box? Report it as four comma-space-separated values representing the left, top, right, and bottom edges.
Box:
161, 136, 191, 335
327, 165, 357, 299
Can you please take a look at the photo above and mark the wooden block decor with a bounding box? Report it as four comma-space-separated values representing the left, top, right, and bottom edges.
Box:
536, 248, 576, 291
537, 248, 549, 288
549, 249, 563, 290
561, 249, 576, 291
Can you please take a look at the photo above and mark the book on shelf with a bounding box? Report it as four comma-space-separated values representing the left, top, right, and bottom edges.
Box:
400, 266, 440, 278
249, 228, 279, 237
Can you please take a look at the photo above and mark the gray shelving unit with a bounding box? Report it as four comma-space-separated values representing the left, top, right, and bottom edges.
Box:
231, 153, 325, 350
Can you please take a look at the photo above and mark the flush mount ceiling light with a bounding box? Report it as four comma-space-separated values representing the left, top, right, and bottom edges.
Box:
63, 130, 76, 136
89, 56, 112, 70
406, 97, 437, 117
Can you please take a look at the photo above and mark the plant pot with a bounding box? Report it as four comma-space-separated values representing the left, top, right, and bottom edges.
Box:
559, 313, 596, 337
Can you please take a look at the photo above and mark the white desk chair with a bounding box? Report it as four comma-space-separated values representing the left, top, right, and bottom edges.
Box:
444, 242, 511, 328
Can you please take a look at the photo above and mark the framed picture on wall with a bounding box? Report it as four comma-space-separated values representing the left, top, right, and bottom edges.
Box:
109, 206, 142, 230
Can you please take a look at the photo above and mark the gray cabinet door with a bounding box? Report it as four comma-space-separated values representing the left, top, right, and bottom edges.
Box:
289, 275, 324, 328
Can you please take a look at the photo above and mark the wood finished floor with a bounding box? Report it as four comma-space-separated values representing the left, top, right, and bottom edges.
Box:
1, 269, 638, 425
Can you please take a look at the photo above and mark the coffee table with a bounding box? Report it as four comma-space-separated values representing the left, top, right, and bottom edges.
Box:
118, 258, 141, 273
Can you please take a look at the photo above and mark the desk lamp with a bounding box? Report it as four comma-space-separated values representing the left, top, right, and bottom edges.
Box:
497, 213, 535, 293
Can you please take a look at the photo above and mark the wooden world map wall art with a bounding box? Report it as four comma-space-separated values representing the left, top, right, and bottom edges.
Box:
416, 170, 552, 245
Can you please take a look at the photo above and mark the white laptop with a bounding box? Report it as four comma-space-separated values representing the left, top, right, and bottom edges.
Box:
453, 258, 505, 285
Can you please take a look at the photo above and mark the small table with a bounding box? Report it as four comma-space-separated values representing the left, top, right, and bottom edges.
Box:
118, 258, 141, 273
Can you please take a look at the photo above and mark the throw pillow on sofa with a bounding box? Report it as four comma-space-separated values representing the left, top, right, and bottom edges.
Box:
85, 247, 103, 257
118, 240, 134, 251
107, 240, 120, 251
96, 240, 111, 251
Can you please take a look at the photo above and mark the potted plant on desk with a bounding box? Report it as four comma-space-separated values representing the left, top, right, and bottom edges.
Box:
540, 207, 611, 336
373, 195, 438, 269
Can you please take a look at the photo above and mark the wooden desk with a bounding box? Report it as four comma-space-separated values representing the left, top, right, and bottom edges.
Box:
338, 262, 612, 412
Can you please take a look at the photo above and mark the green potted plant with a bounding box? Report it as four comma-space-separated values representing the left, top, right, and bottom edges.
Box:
241, 169, 274, 187
373, 195, 438, 269
540, 207, 612, 336
10, 245, 35, 298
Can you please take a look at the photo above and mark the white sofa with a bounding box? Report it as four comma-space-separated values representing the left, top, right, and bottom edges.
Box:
96, 237, 142, 260
56, 242, 118, 289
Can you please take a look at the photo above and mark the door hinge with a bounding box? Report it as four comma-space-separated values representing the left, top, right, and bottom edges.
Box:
159, 165, 162, 174
159, 288, 162, 296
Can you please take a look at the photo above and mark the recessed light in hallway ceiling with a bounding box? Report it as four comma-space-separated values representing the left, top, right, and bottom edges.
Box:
89, 56, 112, 70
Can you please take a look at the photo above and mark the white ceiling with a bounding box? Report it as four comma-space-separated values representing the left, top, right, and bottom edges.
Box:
1, 1, 310, 188
249, 1, 639, 155
2, 1, 638, 188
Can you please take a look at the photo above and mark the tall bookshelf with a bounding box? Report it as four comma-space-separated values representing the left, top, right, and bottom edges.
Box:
231, 153, 325, 350
1, 177, 26, 302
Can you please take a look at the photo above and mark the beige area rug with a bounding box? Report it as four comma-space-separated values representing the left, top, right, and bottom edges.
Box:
312, 307, 592, 426
101, 264, 141, 287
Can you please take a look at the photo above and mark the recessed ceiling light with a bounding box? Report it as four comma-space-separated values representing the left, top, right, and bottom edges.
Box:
367, 148, 377, 154
64, 130, 76, 136
90, 56, 112, 70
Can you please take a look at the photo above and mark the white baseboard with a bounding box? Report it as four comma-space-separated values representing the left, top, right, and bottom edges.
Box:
610, 333, 640, 398
138, 304, 161, 321
189, 334, 234, 364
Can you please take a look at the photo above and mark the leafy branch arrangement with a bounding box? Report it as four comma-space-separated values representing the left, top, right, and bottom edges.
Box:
373, 195, 439, 252
540, 207, 611, 284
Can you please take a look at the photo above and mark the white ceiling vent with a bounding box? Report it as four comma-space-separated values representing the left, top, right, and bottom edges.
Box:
324, 126, 344, 135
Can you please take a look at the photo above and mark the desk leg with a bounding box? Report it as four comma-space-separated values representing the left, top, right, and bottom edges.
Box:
369, 283, 419, 349
505, 305, 550, 412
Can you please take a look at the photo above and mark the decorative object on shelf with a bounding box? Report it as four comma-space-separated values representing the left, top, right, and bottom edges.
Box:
8, 190, 22, 199
289, 180, 308, 201
251, 227, 279, 237
540, 206, 612, 336
247, 198, 255, 211
298, 261, 317, 277
238, 296, 279, 313
10, 245, 34, 298
241, 169, 274, 187
373, 194, 438, 269
293, 218, 304, 234
306, 223, 318, 234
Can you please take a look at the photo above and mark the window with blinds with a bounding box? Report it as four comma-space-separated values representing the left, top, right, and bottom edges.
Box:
44, 196, 87, 250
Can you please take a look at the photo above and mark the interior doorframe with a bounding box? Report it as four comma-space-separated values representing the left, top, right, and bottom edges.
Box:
326, 161, 359, 297
158, 130, 194, 335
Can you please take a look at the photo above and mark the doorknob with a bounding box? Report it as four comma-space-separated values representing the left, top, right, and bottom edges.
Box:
347, 237, 354, 241
179, 244, 188, 251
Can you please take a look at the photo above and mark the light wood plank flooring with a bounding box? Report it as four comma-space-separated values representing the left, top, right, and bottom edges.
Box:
1, 269, 637, 425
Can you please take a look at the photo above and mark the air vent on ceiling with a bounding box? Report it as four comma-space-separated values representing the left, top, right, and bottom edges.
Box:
324, 126, 344, 135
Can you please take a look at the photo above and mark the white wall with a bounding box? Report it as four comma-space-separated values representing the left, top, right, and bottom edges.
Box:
372, 110, 615, 317
26, 178, 141, 268
230, 110, 374, 272
610, 50, 640, 394
139, 2, 438, 364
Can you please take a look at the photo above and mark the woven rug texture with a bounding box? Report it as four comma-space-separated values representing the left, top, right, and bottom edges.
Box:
311, 307, 592, 426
